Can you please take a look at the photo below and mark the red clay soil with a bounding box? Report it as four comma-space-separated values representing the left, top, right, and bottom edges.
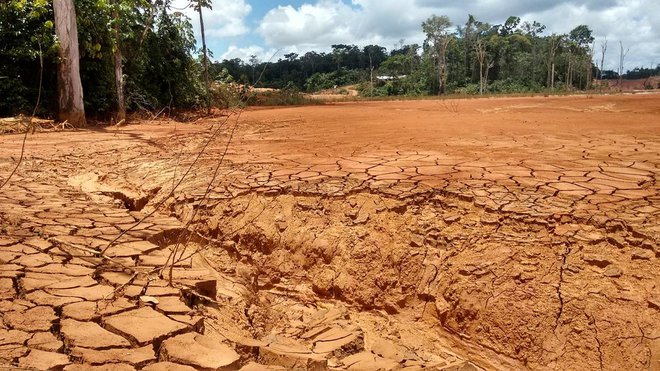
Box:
0, 93, 658, 370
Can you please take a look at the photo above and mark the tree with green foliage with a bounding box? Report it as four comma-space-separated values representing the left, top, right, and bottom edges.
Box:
53, 0, 86, 127
194, 0, 212, 114
422, 15, 453, 95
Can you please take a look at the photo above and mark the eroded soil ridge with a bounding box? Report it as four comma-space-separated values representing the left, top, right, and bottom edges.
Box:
0, 94, 658, 370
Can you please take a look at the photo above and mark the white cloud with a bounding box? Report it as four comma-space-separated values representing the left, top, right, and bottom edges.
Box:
220, 45, 313, 63
254, 0, 659, 69
171, 0, 252, 40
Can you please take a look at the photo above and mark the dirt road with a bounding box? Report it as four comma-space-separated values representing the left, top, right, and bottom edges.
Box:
0, 93, 658, 370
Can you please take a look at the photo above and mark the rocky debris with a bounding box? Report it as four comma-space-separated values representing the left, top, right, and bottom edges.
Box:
258, 344, 327, 370
632, 249, 654, 260
582, 254, 612, 268
311, 327, 362, 355
603, 266, 623, 278
160, 333, 240, 369
648, 296, 660, 310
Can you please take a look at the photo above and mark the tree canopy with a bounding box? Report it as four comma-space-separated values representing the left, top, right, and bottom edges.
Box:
1, 5, 655, 118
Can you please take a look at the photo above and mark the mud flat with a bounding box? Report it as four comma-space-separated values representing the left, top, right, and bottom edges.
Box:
0, 93, 658, 370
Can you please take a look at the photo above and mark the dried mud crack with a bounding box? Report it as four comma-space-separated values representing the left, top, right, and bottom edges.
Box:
0, 94, 658, 370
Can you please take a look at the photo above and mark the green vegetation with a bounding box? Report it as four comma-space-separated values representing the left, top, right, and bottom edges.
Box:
217, 15, 658, 98
2, 3, 658, 121
1, 0, 203, 118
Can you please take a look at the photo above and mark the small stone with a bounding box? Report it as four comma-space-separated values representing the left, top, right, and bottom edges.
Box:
409, 235, 424, 247
61, 318, 131, 349
19, 349, 70, 369
160, 332, 240, 369
603, 266, 623, 278
648, 296, 660, 310
632, 250, 654, 260
275, 221, 288, 232
140, 295, 160, 306
104, 307, 189, 346
582, 254, 612, 268
443, 215, 461, 224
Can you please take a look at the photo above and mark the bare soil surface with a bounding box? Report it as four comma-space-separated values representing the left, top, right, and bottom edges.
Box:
0, 93, 658, 370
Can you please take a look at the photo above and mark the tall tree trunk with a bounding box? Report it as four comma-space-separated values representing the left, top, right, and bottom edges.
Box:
369, 54, 373, 96
113, 0, 125, 122
198, 5, 211, 114
618, 41, 629, 92
551, 63, 555, 90
479, 60, 484, 95
53, 0, 85, 127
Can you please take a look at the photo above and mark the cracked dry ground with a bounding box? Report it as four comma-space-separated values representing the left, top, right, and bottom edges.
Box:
0, 94, 659, 371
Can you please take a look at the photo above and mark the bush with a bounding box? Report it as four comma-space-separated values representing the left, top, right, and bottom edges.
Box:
251, 83, 318, 106
488, 79, 533, 93
304, 69, 364, 92
212, 83, 249, 109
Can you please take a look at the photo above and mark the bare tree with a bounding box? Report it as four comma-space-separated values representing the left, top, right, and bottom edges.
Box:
423, 15, 453, 95
565, 50, 573, 91
475, 38, 494, 95
585, 41, 595, 90
112, 0, 125, 122
53, 0, 85, 127
599, 39, 608, 81
249, 55, 259, 85
546, 34, 562, 90
195, 0, 212, 114
368, 53, 374, 96
618, 41, 629, 91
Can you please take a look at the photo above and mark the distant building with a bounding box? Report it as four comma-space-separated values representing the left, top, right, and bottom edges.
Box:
377, 75, 407, 81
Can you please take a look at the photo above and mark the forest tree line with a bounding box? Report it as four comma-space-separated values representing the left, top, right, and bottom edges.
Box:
1, 0, 658, 122
218, 16, 658, 96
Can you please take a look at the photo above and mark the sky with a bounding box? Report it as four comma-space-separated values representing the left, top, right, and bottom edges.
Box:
171, 0, 659, 71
